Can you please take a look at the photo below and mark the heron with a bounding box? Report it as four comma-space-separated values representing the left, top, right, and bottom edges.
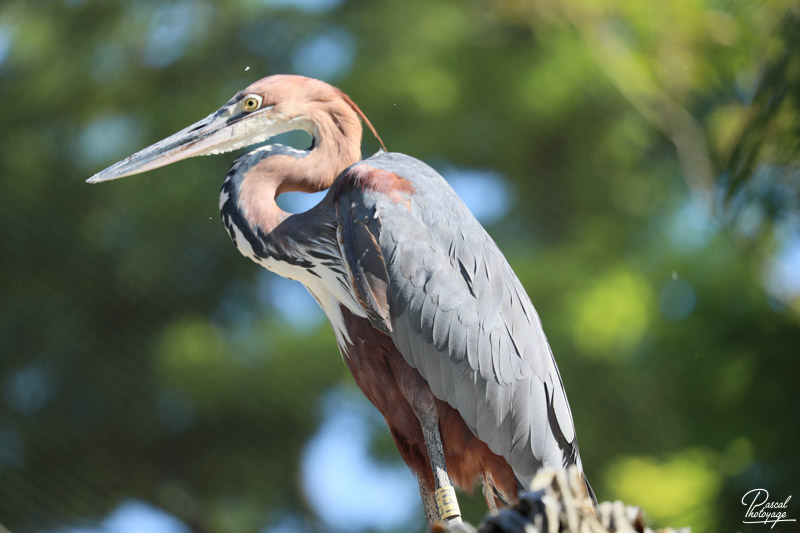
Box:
88, 75, 593, 526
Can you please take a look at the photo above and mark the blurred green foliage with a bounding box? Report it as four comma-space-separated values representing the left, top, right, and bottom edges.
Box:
1, 1, 798, 532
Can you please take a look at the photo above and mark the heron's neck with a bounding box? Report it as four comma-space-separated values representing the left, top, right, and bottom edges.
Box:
236, 118, 361, 236
218, 116, 369, 337
219, 111, 363, 269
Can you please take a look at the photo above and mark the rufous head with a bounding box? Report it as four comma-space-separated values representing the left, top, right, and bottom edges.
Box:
87, 74, 384, 184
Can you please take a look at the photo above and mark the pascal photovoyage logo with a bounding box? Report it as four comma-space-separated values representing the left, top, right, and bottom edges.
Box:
742, 488, 796, 529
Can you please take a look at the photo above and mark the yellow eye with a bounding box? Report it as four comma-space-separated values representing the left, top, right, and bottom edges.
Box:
243, 95, 262, 112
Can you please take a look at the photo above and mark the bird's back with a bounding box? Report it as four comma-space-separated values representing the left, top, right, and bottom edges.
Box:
333, 151, 585, 488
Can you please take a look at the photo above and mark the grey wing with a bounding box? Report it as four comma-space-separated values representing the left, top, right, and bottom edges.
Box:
335, 152, 582, 486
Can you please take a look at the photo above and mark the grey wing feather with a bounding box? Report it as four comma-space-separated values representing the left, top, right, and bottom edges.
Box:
335, 152, 582, 487
338, 207, 392, 334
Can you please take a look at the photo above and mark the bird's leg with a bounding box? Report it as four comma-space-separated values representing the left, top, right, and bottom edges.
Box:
418, 411, 462, 525
387, 356, 462, 525
417, 476, 439, 526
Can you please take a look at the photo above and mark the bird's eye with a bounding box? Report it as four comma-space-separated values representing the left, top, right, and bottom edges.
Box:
242, 95, 262, 112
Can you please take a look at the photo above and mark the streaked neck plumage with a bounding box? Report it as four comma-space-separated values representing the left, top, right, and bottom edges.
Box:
217, 93, 369, 347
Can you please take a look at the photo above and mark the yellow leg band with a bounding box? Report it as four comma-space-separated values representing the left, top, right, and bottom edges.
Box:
434, 486, 461, 520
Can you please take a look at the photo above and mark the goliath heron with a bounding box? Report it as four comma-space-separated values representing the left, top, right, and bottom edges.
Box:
89, 75, 592, 526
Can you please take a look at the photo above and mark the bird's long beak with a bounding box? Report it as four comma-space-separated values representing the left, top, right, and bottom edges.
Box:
87, 104, 300, 184
87, 109, 227, 183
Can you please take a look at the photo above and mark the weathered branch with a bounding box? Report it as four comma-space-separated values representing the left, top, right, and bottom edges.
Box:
433, 467, 688, 533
